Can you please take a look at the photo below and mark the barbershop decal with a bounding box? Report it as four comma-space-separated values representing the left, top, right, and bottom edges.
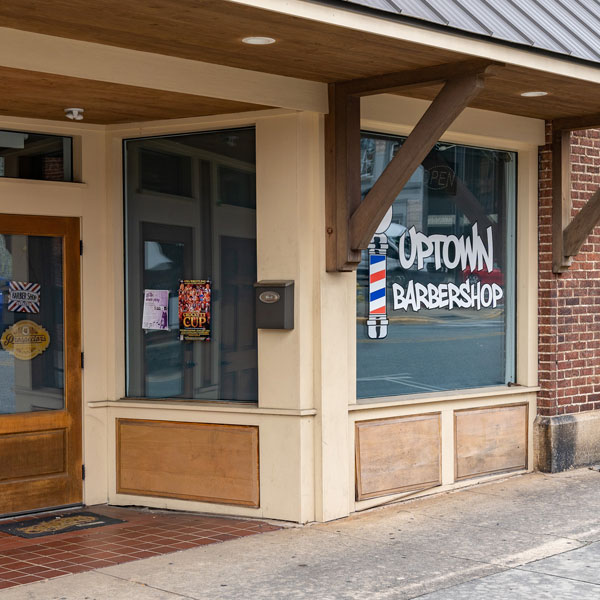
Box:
393, 224, 502, 311
178, 280, 211, 341
366, 219, 503, 340
367, 207, 393, 340
8, 281, 40, 313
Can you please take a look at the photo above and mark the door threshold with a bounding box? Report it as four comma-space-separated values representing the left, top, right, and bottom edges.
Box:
0, 503, 84, 521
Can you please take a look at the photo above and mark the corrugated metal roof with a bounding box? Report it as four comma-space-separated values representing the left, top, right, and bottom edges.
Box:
335, 0, 600, 64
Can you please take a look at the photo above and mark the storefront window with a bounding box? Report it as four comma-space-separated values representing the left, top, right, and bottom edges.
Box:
124, 128, 257, 402
357, 132, 516, 400
0, 130, 72, 182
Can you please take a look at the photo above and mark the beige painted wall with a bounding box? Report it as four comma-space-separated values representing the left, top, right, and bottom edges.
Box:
0, 90, 543, 522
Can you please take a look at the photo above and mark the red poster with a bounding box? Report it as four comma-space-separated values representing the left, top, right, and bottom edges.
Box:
178, 280, 211, 341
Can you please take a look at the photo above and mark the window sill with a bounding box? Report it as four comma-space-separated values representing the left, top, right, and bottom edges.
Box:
349, 385, 540, 412
0, 177, 87, 188
88, 398, 316, 417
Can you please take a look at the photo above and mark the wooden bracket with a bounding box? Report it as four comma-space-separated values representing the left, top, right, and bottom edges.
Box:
552, 115, 600, 273
325, 84, 362, 271
325, 60, 496, 272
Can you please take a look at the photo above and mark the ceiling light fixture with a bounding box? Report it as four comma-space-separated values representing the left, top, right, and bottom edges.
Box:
64, 108, 84, 120
242, 36, 276, 45
520, 91, 548, 97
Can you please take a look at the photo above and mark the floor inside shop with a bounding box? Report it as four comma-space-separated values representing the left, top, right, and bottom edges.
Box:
0, 505, 281, 589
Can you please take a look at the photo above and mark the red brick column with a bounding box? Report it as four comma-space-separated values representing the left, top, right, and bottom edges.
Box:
537, 123, 600, 470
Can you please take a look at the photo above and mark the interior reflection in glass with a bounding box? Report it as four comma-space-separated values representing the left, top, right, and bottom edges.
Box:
125, 128, 257, 402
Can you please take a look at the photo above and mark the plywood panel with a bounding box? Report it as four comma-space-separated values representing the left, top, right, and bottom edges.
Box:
117, 419, 259, 507
356, 413, 441, 501
0, 429, 65, 481
455, 404, 528, 480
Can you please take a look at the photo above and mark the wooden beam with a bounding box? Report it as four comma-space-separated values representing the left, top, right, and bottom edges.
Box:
325, 83, 362, 271
563, 188, 600, 257
552, 128, 572, 273
336, 59, 500, 97
349, 73, 485, 251
552, 114, 600, 132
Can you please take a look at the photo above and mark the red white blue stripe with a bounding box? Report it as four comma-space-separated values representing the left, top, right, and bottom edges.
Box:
369, 254, 387, 316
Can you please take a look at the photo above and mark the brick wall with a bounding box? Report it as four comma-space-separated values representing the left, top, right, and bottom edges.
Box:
42, 156, 64, 181
538, 124, 600, 417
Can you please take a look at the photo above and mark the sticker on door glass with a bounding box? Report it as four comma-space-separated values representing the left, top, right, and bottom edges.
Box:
178, 280, 211, 341
1, 320, 50, 360
8, 281, 40, 313
142, 289, 169, 331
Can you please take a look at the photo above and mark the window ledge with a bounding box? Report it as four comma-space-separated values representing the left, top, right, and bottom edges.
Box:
349, 385, 540, 412
88, 398, 316, 417
0, 177, 87, 188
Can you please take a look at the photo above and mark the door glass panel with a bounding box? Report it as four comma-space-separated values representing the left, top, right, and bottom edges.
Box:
0, 234, 64, 414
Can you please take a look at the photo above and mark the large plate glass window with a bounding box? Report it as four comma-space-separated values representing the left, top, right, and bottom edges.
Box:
124, 128, 257, 402
357, 132, 516, 400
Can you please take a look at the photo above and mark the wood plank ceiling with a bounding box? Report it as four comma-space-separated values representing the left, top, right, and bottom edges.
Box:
0, 66, 269, 124
0, 0, 599, 123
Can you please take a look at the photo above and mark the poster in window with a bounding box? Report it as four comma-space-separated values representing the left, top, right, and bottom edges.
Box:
142, 289, 169, 330
178, 280, 211, 341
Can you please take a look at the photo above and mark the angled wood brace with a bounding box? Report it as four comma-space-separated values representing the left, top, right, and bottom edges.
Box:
552, 115, 600, 273
325, 59, 500, 272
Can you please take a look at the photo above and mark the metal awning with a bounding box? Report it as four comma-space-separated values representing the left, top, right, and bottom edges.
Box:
337, 0, 600, 66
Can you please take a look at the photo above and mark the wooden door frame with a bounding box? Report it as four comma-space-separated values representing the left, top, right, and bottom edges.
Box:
0, 214, 82, 514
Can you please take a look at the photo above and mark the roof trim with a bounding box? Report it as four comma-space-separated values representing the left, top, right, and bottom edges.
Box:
309, 0, 600, 70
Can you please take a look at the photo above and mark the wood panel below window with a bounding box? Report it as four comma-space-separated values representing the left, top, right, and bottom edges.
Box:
116, 419, 259, 507
455, 404, 528, 480
355, 413, 441, 501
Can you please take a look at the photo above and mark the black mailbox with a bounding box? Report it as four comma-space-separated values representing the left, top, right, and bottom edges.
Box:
254, 280, 294, 330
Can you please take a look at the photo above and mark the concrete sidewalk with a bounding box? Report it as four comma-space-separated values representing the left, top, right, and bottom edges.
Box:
2, 468, 600, 599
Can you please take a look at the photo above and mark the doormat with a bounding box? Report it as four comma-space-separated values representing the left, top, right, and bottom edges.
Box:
0, 512, 125, 538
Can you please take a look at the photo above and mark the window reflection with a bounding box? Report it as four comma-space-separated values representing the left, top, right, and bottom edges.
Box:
357, 133, 516, 400
0, 130, 72, 182
0, 235, 64, 414
125, 128, 257, 402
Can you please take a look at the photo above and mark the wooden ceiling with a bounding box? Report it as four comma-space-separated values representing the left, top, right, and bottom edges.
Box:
0, 0, 599, 123
0, 66, 268, 124
0, 1, 465, 82
398, 65, 600, 121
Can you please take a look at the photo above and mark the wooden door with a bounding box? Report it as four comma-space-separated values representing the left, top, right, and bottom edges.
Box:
0, 215, 81, 516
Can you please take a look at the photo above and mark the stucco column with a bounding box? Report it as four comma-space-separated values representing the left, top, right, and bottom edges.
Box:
256, 112, 352, 522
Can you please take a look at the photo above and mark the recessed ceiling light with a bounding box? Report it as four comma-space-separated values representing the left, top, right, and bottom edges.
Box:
64, 108, 84, 120
520, 91, 548, 97
242, 36, 276, 45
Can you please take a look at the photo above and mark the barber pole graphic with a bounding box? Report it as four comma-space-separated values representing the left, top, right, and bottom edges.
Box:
8, 281, 41, 313
366, 206, 393, 340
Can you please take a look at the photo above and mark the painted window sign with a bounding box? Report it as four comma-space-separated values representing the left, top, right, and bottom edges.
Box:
367, 206, 393, 339
391, 225, 502, 312
8, 281, 40, 313
357, 132, 516, 399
